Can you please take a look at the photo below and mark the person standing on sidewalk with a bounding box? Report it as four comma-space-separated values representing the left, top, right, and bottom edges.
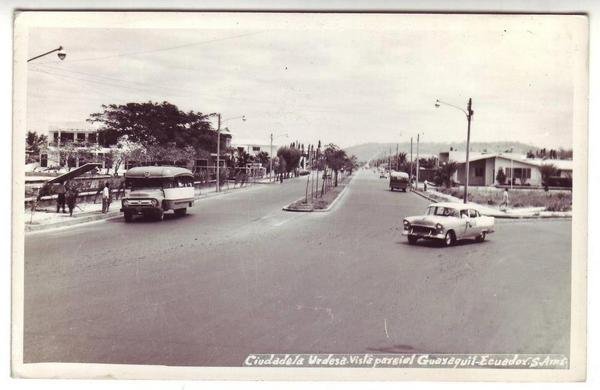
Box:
55, 182, 67, 213
101, 182, 111, 213
65, 184, 79, 217
499, 188, 509, 211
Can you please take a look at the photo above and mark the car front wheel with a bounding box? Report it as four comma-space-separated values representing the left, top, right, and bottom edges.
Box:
408, 235, 418, 245
476, 231, 486, 242
443, 231, 456, 247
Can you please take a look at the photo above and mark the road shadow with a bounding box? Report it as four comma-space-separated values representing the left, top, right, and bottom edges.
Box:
396, 238, 490, 248
107, 212, 192, 224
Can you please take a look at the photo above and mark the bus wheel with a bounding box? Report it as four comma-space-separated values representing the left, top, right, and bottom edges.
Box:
175, 208, 187, 217
124, 211, 133, 222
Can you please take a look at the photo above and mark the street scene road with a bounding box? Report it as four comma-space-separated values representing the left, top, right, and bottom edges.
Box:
24, 169, 571, 366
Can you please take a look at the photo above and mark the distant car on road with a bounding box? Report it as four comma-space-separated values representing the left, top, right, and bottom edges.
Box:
402, 202, 495, 246
379, 170, 387, 179
389, 171, 409, 192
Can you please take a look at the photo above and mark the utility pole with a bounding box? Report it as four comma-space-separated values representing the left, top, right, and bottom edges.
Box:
416, 133, 420, 190
434, 97, 474, 204
269, 132, 273, 182
464, 98, 473, 204
216, 113, 221, 192
395, 143, 399, 171
410, 137, 413, 178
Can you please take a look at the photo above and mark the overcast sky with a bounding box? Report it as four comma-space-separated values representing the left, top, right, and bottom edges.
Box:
25, 13, 584, 149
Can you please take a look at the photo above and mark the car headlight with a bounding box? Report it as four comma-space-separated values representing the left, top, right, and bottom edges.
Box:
403, 220, 410, 229
435, 223, 444, 232
151, 198, 159, 207
122, 199, 129, 207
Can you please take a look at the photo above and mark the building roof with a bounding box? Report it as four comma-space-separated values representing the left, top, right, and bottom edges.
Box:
125, 166, 193, 178
448, 151, 572, 171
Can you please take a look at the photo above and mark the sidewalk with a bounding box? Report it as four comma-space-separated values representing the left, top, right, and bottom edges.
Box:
412, 188, 572, 219
24, 178, 296, 232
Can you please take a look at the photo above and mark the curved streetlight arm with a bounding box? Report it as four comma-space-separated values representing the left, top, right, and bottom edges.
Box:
222, 115, 246, 123
28, 46, 66, 62
435, 99, 468, 117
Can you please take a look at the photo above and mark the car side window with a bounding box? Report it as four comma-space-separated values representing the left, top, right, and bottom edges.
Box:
460, 210, 468, 218
469, 209, 479, 218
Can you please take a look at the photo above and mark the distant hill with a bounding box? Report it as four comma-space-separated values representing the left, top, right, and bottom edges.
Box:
344, 141, 541, 163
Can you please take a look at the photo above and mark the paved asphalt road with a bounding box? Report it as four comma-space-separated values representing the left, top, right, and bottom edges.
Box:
23, 169, 571, 366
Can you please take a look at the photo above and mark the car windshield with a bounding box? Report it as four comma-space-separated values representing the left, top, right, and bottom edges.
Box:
426, 206, 459, 217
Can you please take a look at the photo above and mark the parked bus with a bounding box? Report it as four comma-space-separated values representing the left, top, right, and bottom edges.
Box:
121, 166, 195, 222
389, 171, 410, 192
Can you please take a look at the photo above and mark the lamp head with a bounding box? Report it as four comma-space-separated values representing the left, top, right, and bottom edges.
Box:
57, 46, 66, 61
434, 99, 440, 108
241, 115, 246, 122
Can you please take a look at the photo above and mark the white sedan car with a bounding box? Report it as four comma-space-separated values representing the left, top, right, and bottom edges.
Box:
402, 202, 495, 246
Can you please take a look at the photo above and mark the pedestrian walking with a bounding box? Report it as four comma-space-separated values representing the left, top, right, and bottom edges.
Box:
66, 185, 79, 217
499, 188, 509, 211
55, 182, 67, 213
101, 182, 111, 213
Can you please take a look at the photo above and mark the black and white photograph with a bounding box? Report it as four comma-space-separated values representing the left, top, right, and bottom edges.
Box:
11, 10, 588, 381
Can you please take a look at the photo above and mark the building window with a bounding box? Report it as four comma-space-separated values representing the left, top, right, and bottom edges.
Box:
40, 154, 48, 167
252, 146, 261, 152
475, 167, 484, 177
88, 133, 97, 144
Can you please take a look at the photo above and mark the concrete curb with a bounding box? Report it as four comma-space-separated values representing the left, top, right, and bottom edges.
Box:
410, 189, 439, 203
282, 175, 354, 213
411, 189, 571, 219
25, 211, 122, 232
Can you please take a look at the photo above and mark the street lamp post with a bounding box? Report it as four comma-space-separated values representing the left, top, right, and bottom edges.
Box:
28, 46, 67, 62
435, 98, 474, 203
211, 114, 245, 192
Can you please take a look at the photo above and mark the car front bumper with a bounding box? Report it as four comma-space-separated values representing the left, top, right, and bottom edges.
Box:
402, 228, 445, 239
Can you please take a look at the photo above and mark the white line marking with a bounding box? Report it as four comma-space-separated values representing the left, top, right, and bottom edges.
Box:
384, 318, 389, 338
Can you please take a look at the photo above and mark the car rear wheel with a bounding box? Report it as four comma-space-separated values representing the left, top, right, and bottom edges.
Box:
443, 231, 456, 247
476, 231, 486, 242
408, 235, 418, 245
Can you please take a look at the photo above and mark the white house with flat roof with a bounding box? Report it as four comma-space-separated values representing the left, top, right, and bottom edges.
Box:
439, 151, 572, 187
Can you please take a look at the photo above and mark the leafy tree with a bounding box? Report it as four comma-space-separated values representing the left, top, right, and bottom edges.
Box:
110, 136, 146, 174
540, 163, 558, 186
496, 167, 506, 185
433, 161, 458, 188
344, 154, 359, 174
323, 143, 348, 187
88, 101, 226, 152
26, 131, 48, 163
277, 146, 301, 177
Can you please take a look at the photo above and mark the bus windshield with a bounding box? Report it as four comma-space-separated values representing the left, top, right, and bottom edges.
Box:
125, 177, 171, 189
